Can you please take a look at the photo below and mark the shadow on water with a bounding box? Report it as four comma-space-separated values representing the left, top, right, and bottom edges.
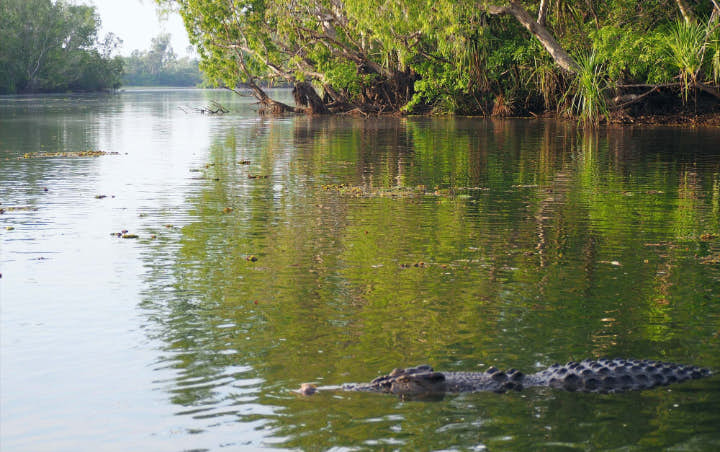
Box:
136, 115, 720, 449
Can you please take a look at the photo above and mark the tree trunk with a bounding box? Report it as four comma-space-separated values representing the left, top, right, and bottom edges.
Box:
676, 0, 696, 24
293, 82, 330, 114
486, 0, 579, 74
243, 79, 303, 114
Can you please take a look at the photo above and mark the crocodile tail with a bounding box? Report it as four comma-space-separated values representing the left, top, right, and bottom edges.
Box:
532, 358, 713, 393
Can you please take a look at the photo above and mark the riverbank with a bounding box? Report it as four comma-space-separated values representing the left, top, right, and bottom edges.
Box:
611, 112, 720, 126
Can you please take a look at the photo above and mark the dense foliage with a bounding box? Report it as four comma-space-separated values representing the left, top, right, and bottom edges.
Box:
0, 0, 124, 94
121, 34, 204, 87
157, 0, 720, 120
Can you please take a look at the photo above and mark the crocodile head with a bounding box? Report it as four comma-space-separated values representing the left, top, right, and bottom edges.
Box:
388, 371, 448, 395
363, 365, 448, 397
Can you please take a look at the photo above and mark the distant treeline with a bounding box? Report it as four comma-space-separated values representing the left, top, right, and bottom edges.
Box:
0, 0, 123, 94
0, 1, 203, 94
121, 34, 203, 87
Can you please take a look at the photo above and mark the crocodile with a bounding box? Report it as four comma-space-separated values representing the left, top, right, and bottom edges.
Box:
298, 358, 713, 397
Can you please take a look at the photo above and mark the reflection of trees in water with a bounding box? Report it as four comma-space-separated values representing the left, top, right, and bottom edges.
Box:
137, 117, 720, 446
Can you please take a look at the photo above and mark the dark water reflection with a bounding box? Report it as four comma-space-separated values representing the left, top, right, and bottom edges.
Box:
1, 90, 719, 451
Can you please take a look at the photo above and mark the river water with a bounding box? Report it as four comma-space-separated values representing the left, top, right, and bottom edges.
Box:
1, 89, 719, 451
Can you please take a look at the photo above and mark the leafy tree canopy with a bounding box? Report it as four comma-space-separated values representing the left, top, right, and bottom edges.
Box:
0, 0, 125, 94
154, 1, 719, 118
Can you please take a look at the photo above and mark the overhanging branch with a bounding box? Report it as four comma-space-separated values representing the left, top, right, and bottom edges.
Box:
484, 0, 579, 74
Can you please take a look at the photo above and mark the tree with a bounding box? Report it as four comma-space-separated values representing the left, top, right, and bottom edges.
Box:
155, 0, 720, 120
0, 0, 124, 93
121, 34, 203, 87
482, 0, 579, 74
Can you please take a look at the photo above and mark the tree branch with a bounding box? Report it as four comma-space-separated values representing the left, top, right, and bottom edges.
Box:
484, 0, 579, 74
675, 0, 696, 25
537, 0, 548, 26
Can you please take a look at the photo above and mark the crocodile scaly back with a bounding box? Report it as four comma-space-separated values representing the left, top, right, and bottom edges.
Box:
526, 358, 713, 393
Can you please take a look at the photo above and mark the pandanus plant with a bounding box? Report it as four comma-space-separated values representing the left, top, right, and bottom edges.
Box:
562, 51, 609, 126
664, 18, 720, 102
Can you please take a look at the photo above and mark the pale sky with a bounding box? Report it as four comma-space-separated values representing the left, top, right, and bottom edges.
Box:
81, 0, 193, 57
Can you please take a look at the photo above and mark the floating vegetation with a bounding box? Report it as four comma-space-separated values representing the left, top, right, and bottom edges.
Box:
320, 184, 489, 199
700, 233, 718, 241
21, 150, 119, 159
0, 206, 38, 212
111, 230, 139, 239
248, 174, 269, 179
700, 252, 720, 265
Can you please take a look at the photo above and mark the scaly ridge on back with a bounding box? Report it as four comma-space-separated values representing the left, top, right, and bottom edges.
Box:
525, 358, 713, 393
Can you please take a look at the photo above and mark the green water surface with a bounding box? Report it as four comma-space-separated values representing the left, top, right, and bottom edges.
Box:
1, 89, 719, 451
